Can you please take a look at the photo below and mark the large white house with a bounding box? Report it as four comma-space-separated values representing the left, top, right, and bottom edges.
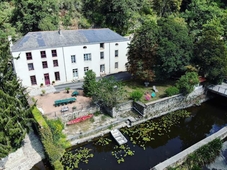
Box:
11, 28, 129, 87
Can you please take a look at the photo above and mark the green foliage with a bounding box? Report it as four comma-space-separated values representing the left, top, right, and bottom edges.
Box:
126, 19, 158, 81
61, 147, 94, 169
83, 0, 145, 35
130, 90, 143, 101
156, 17, 193, 79
92, 76, 125, 108
178, 138, 222, 169
193, 28, 227, 84
65, 87, 70, 93
11, 0, 59, 34
32, 107, 70, 169
32, 107, 48, 128
176, 72, 199, 95
165, 86, 180, 97
0, 39, 33, 158
83, 70, 97, 97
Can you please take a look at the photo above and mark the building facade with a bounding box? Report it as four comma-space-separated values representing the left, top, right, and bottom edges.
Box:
11, 29, 129, 87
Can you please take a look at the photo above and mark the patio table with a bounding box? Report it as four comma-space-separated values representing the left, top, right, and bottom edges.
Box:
54, 97, 76, 106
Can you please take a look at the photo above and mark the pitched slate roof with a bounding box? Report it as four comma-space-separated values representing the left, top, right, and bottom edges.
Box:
11, 28, 128, 52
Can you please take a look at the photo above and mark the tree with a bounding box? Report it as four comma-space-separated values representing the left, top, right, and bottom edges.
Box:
126, 19, 159, 81
152, 0, 183, 17
83, 70, 97, 97
193, 29, 227, 84
176, 71, 199, 95
11, 0, 59, 34
0, 40, 33, 158
83, 0, 144, 35
92, 76, 125, 108
156, 17, 193, 79
182, 0, 224, 37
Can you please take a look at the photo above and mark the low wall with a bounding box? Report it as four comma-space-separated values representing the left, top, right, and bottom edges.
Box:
151, 126, 227, 170
135, 87, 209, 118
105, 100, 133, 117
0, 130, 45, 170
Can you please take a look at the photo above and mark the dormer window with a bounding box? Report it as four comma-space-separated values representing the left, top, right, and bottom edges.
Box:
115, 43, 118, 46
83, 46, 87, 49
100, 43, 104, 49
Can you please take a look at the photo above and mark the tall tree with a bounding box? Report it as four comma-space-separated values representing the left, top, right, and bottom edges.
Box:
82, 70, 97, 97
182, 0, 224, 37
126, 19, 159, 81
152, 0, 183, 17
83, 0, 144, 35
11, 0, 59, 34
193, 29, 227, 83
0, 40, 33, 158
92, 77, 125, 108
156, 17, 193, 79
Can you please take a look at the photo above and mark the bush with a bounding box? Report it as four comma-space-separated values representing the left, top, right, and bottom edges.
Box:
130, 90, 143, 101
165, 86, 180, 96
32, 107, 70, 170
176, 72, 199, 95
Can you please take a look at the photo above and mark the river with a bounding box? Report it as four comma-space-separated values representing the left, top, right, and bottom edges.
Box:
33, 96, 227, 170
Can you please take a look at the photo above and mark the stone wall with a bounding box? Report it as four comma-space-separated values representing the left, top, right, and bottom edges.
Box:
136, 86, 209, 118
107, 100, 133, 117
0, 130, 45, 170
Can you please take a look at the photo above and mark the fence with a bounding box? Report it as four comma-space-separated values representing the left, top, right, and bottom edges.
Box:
45, 104, 100, 122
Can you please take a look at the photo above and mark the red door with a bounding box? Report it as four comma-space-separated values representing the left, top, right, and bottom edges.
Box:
44, 73, 50, 85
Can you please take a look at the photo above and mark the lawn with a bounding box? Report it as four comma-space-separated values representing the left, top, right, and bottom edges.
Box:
122, 79, 176, 103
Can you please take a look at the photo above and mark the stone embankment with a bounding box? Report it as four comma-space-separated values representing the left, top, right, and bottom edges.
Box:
0, 130, 45, 170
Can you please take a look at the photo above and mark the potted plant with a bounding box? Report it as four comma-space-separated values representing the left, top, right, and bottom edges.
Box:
41, 89, 46, 96
40, 83, 43, 87
52, 80, 55, 85
65, 87, 70, 93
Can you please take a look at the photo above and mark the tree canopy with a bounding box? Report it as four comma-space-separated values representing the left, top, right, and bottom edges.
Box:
0, 40, 33, 158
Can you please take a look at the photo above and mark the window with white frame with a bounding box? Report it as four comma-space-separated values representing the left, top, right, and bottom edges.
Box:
30, 75, 37, 85
100, 52, 104, 59
115, 62, 118, 68
40, 51, 46, 58
51, 49, 57, 57
28, 63, 34, 71
100, 64, 105, 72
73, 69, 78, 78
84, 67, 89, 73
53, 60, 58, 67
71, 55, 76, 63
42, 61, 48, 68
84, 53, 91, 61
55, 72, 60, 81
115, 50, 118, 57
26, 52, 32, 60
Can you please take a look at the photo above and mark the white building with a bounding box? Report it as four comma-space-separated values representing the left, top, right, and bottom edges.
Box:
11, 28, 129, 87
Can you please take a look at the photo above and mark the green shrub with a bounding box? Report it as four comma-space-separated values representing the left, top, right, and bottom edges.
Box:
32, 107, 70, 170
165, 86, 179, 96
130, 90, 143, 101
94, 111, 101, 116
176, 72, 199, 95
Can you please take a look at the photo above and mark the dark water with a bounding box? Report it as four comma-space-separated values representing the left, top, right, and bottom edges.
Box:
36, 96, 227, 170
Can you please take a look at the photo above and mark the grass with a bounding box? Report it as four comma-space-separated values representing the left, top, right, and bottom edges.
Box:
122, 79, 176, 103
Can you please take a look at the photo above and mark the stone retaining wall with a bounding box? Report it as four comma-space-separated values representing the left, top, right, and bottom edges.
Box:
151, 126, 227, 170
0, 130, 45, 170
